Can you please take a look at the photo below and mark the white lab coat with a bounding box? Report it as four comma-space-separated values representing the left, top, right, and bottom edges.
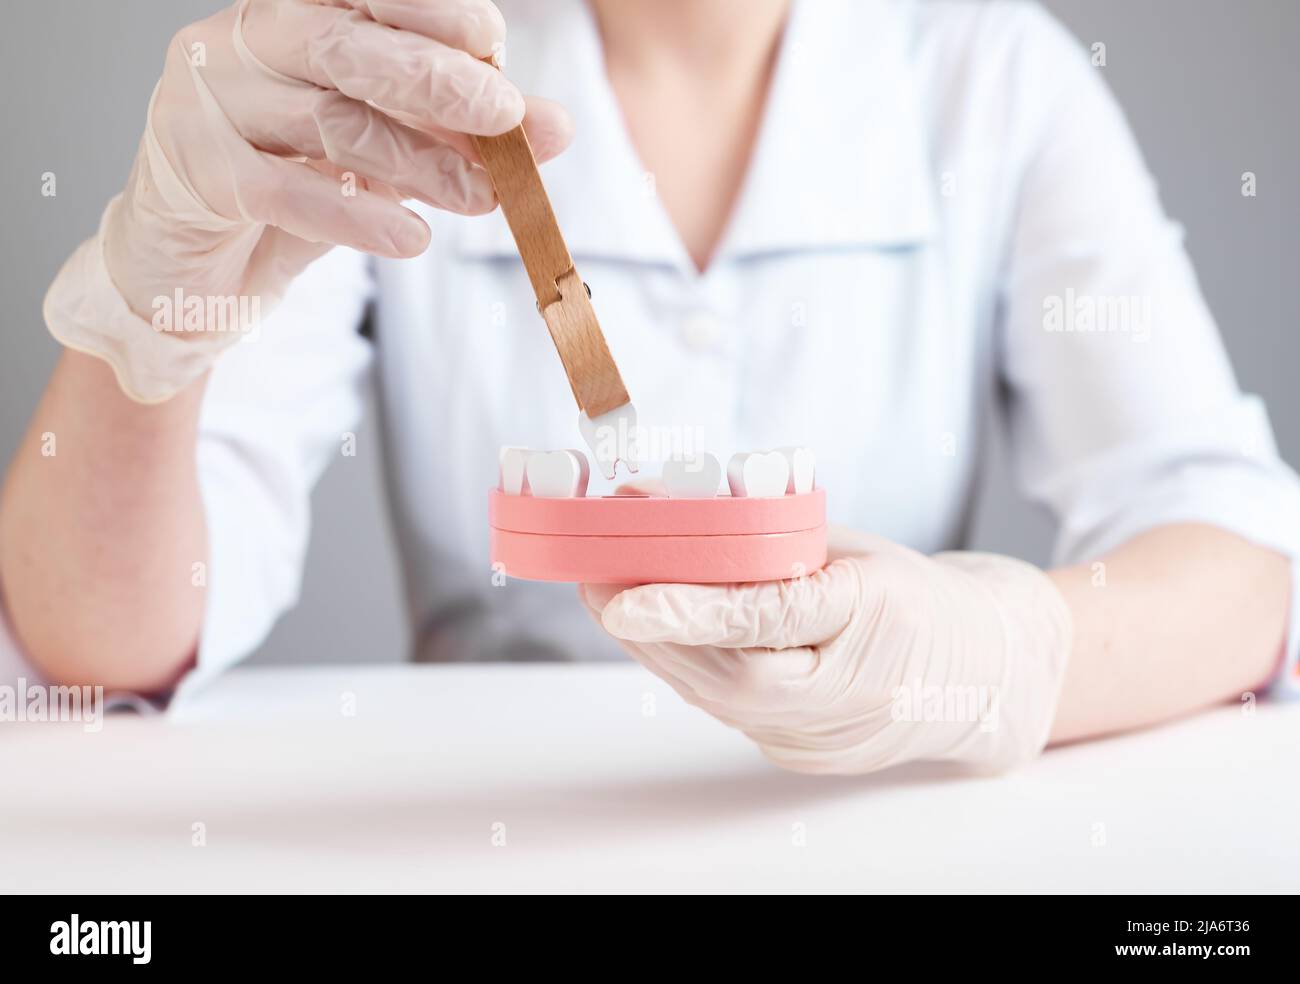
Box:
3, 0, 1299, 699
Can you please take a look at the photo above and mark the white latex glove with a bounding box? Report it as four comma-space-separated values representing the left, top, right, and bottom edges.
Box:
45, 0, 572, 402
581, 528, 1073, 775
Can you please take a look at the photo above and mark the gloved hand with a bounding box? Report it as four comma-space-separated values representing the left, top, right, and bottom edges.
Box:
45, 0, 572, 402
581, 528, 1074, 775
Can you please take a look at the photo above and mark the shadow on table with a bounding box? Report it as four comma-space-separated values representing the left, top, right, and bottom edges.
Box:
7, 759, 983, 857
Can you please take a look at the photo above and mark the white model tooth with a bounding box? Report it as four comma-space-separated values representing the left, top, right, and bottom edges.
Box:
726, 451, 790, 498
662, 452, 722, 498
525, 449, 591, 498
578, 402, 640, 480
776, 446, 816, 494
499, 447, 536, 495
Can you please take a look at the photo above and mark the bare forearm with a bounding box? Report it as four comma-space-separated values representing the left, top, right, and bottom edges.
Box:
0, 350, 208, 690
1047, 523, 1290, 744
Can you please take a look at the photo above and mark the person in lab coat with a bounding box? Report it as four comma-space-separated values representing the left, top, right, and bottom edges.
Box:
2, 0, 1298, 772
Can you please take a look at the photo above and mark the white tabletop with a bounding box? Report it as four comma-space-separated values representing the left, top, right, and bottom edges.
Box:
3, 663, 1296, 893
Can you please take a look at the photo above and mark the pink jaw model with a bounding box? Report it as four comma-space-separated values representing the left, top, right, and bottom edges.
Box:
490, 448, 827, 584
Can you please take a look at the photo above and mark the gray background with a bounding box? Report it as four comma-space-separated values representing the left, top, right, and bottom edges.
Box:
2, 1, 1296, 665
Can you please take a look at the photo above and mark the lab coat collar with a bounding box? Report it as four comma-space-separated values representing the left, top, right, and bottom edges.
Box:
458, 0, 937, 271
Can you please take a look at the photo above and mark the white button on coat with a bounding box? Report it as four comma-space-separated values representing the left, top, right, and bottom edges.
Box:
8, 0, 1288, 699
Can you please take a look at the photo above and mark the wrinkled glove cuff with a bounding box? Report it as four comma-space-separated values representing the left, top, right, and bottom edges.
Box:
43, 195, 244, 404
933, 551, 1074, 772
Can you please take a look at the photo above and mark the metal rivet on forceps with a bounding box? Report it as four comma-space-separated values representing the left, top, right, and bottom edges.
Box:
536, 281, 593, 313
